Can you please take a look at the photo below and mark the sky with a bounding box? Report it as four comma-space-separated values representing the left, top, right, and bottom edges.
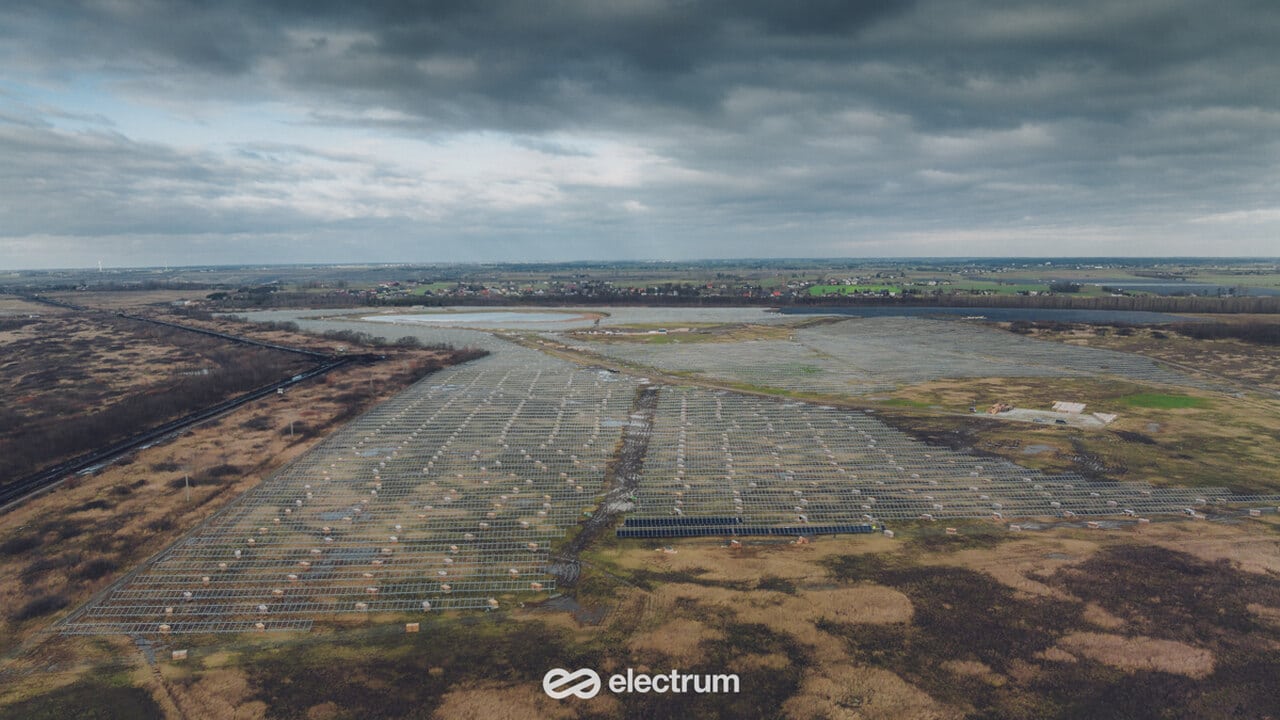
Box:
1, 0, 1278, 269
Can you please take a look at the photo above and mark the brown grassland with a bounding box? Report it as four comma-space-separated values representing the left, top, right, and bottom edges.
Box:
3, 517, 1279, 719
1011, 321, 1280, 393
0, 311, 315, 481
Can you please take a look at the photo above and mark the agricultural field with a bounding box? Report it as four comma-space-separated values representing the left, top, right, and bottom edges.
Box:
808, 284, 903, 296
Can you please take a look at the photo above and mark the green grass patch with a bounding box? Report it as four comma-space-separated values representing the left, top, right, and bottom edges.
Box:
809, 284, 900, 296
946, 282, 1051, 294
879, 398, 932, 408
1116, 393, 1210, 409
724, 381, 796, 397
605, 322, 722, 331
642, 334, 695, 344
413, 282, 457, 294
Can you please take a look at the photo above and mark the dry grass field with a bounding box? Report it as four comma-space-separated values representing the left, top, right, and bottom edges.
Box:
4, 517, 1278, 719
1010, 321, 1280, 393
0, 311, 314, 482
46, 289, 213, 311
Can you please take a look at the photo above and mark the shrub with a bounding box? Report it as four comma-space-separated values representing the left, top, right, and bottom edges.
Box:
205, 463, 243, 478
0, 535, 40, 555
14, 593, 69, 621
146, 517, 176, 533
75, 557, 120, 580
240, 416, 272, 431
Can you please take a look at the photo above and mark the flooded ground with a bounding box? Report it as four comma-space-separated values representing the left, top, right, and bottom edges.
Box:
363, 310, 591, 326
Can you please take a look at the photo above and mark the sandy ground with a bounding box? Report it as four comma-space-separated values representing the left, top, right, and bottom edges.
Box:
990, 408, 1112, 428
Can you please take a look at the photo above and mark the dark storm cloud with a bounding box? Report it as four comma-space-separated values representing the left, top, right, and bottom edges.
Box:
1, 0, 1279, 266
7, 0, 1274, 130
2, 0, 919, 130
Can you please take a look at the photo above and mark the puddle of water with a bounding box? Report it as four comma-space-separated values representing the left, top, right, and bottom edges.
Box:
532, 595, 608, 625
364, 311, 584, 326
318, 508, 368, 521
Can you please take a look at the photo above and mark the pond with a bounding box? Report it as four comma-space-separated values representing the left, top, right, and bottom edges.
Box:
362, 311, 589, 326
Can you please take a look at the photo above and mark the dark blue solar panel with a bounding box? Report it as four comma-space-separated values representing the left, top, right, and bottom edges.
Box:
616, 523, 878, 539
623, 516, 744, 528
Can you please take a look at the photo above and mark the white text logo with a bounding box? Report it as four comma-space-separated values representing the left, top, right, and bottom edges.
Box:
543, 668, 602, 700
543, 668, 739, 699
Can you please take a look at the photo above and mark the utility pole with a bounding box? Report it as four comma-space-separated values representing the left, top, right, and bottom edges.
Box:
184, 473, 190, 502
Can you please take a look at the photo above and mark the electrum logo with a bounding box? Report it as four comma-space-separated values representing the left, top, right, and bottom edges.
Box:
543, 668, 602, 699
543, 667, 739, 699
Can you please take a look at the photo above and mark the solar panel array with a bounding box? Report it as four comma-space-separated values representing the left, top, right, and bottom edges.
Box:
61, 340, 637, 635
617, 524, 877, 539
627, 387, 1277, 527
568, 316, 1218, 395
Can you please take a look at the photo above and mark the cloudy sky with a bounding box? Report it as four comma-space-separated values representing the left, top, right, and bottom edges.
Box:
2, 0, 1277, 269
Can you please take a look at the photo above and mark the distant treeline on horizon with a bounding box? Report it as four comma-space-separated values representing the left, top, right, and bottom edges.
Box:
208, 289, 1280, 315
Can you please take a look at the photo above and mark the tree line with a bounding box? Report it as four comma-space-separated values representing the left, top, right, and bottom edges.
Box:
202, 288, 1280, 314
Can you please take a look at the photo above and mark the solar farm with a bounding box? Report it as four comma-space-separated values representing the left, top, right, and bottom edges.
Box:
62, 342, 638, 634
624, 386, 1274, 536
61, 310, 1279, 635
565, 316, 1221, 395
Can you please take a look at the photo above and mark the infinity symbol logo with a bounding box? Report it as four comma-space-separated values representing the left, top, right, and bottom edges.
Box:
543, 667, 602, 699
